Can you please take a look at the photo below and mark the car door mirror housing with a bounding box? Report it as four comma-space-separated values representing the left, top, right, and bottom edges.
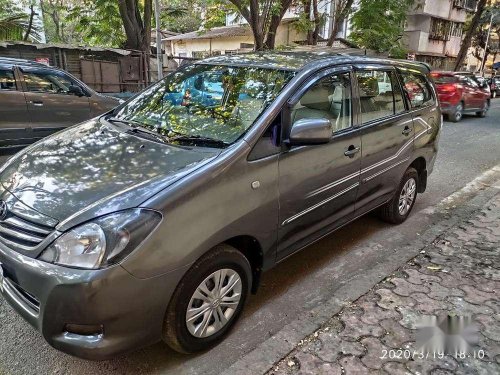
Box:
68, 85, 85, 97
289, 118, 331, 145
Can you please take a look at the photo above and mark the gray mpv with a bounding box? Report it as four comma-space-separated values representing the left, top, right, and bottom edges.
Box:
0, 57, 120, 148
0, 52, 441, 359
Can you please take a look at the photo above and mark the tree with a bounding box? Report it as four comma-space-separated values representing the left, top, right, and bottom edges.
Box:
227, 0, 294, 50
454, 0, 488, 70
294, 0, 324, 45
40, 0, 81, 43
0, 0, 41, 41
326, 0, 354, 46
117, 0, 152, 53
469, 4, 500, 72
67, 0, 125, 46
349, 0, 413, 57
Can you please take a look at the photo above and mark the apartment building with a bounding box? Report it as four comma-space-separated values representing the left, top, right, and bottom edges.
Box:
404, 0, 477, 69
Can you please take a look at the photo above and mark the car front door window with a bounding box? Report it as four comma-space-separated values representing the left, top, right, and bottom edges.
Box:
291, 72, 352, 134
0, 68, 16, 91
23, 70, 78, 95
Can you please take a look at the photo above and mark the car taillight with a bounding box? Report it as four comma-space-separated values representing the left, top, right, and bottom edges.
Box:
438, 83, 458, 93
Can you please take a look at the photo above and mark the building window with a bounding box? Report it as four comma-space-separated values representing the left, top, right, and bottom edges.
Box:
453, 0, 477, 12
429, 18, 452, 41
240, 43, 254, 49
450, 22, 463, 37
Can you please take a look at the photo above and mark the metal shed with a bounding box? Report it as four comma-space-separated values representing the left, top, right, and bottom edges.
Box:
0, 41, 149, 93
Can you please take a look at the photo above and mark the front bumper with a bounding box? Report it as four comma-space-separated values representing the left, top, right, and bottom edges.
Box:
0, 243, 187, 360
439, 102, 458, 115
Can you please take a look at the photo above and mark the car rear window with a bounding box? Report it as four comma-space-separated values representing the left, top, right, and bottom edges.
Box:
431, 75, 458, 84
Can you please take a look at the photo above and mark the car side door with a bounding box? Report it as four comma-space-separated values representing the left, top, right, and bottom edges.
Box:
0, 65, 32, 148
459, 76, 478, 109
354, 66, 414, 213
277, 68, 361, 260
19, 67, 92, 139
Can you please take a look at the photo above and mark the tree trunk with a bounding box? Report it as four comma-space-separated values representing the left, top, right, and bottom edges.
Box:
454, 0, 488, 70
311, 0, 320, 45
264, 0, 293, 49
23, 5, 35, 41
264, 14, 282, 49
326, 0, 354, 47
302, 0, 313, 44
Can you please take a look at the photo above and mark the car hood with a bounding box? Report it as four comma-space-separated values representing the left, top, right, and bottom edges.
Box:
0, 120, 220, 228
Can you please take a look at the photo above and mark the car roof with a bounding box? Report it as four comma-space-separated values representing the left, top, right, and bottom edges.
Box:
198, 51, 431, 73
0, 56, 49, 69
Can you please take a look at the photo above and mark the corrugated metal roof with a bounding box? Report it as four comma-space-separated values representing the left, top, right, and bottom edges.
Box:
0, 41, 132, 55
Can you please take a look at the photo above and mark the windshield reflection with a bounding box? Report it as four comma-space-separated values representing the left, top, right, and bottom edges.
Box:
113, 64, 295, 146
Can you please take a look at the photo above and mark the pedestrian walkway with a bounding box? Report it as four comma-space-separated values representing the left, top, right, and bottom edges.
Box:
268, 193, 500, 374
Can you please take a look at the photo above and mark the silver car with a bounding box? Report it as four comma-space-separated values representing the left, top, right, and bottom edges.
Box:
0, 57, 120, 148
0, 52, 441, 359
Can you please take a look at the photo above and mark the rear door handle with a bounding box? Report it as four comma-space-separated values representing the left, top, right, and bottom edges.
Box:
402, 126, 412, 136
344, 145, 360, 158
29, 101, 44, 107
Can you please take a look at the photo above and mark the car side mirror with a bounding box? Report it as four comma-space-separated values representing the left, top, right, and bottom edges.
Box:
68, 85, 85, 97
289, 118, 331, 146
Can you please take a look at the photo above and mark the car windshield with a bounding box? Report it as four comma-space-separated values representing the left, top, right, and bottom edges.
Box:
431, 75, 458, 84
112, 64, 294, 146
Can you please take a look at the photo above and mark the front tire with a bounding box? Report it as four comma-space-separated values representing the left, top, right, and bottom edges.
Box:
450, 102, 463, 123
163, 244, 251, 354
378, 167, 418, 224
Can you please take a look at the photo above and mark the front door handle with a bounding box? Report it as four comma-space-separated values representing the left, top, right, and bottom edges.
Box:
344, 145, 360, 158
402, 126, 412, 136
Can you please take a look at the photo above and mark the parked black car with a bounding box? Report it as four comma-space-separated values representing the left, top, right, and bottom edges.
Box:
0, 57, 120, 148
0, 52, 441, 359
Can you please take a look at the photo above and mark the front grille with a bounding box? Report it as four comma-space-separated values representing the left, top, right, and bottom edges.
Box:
0, 212, 54, 251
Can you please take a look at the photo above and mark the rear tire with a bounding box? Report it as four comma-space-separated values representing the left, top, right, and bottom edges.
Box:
163, 244, 251, 354
450, 102, 463, 123
378, 168, 418, 224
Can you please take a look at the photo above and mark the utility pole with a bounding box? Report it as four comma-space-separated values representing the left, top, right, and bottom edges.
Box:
154, 0, 163, 80
481, 12, 494, 77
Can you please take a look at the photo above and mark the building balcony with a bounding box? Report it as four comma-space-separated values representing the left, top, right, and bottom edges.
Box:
453, 0, 477, 12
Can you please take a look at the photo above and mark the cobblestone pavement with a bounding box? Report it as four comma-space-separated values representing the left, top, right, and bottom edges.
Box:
268, 193, 500, 375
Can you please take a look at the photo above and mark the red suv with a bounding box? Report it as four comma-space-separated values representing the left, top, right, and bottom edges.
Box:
430, 71, 490, 122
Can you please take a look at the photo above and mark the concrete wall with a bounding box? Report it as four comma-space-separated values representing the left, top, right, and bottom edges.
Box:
171, 36, 255, 57
170, 23, 307, 58
404, 0, 472, 59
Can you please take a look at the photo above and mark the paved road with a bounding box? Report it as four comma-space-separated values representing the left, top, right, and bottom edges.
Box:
271, 191, 500, 374
0, 104, 499, 375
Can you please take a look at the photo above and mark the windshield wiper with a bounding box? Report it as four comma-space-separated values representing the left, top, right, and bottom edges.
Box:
106, 116, 168, 144
170, 134, 229, 148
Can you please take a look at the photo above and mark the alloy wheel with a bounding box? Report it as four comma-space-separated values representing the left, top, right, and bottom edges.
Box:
186, 269, 242, 338
398, 178, 416, 216
454, 104, 463, 121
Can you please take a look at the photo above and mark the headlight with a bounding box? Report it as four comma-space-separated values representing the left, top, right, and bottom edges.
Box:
39, 209, 162, 269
